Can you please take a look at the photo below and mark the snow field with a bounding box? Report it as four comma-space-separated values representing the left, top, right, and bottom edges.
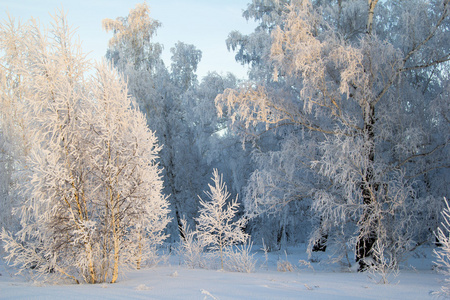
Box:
0, 245, 443, 299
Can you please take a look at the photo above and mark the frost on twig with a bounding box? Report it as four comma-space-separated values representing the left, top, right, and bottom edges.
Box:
224, 240, 256, 273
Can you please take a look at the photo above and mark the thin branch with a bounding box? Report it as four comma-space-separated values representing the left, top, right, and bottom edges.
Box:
374, 1, 449, 105
396, 141, 448, 170
402, 0, 449, 64
406, 165, 450, 180
400, 54, 450, 73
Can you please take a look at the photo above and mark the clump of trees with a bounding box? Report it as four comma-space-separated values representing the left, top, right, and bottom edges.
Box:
102, 2, 252, 240
218, 0, 449, 270
1, 0, 449, 285
0, 11, 170, 283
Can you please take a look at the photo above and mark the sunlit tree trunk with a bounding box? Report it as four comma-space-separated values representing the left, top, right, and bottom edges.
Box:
136, 231, 143, 270
111, 193, 120, 284
366, 0, 379, 35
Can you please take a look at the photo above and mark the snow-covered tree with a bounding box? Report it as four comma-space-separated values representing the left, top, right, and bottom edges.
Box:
103, 4, 199, 238
0, 11, 170, 284
196, 169, 249, 270
102, 2, 167, 129
227, 0, 289, 81
177, 218, 205, 269
103, 3, 252, 242
170, 41, 202, 92
218, 0, 449, 270
102, 2, 163, 72
182, 72, 252, 227
0, 13, 35, 235
224, 1, 306, 249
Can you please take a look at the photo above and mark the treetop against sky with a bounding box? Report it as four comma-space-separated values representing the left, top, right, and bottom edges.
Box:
0, 0, 256, 79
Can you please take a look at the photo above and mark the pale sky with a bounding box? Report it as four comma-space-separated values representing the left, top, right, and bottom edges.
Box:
0, 0, 257, 79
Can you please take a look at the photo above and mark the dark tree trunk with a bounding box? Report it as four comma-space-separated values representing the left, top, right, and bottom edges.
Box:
277, 210, 288, 250
162, 90, 184, 240
164, 147, 184, 240
355, 0, 381, 271
312, 233, 328, 252
312, 218, 328, 252
356, 104, 378, 271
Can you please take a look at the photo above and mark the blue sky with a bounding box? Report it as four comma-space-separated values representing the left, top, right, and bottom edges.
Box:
0, 0, 257, 79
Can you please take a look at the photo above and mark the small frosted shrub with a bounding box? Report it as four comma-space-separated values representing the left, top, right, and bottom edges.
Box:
224, 240, 256, 273
177, 219, 205, 269
434, 198, 450, 297
277, 252, 294, 272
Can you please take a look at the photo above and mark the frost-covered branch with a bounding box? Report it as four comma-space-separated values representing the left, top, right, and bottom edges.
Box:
434, 198, 450, 297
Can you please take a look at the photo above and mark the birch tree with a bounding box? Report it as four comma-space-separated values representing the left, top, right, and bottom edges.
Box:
434, 198, 450, 297
0, 14, 32, 234
218, 0, 449, 270
102, 2, 163, 72
0, 11, 170, 283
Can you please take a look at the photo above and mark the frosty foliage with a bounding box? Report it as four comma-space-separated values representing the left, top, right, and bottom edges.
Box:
367, 240, 400, 284
0, 14, 49, 235
176, 170, 254, 272
102, 2, 163, 72
227, 0, 290, 80
0, 11, 170, 284
434, 198, 450, 297
224, 240, 256, 273
219, 0, 449, 268
170, 41, 202, 91
196, 169, 249, 270
177, 218, 205, 269
244, 134, 320, 249
103, 3, 252, 243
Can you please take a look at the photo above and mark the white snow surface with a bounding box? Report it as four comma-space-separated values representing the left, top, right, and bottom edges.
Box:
0, 244, 443, 299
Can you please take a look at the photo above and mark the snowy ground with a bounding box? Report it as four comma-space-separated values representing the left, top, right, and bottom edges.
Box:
0, 244, 444, 299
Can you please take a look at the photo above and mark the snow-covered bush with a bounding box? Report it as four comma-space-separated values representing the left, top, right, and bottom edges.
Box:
277, 252, 294, 272
224, 240, 256, 273
367, 241, 399, 284
434, 198, 450, 297
177, 218, 205, 269
196, 169, 249, 270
